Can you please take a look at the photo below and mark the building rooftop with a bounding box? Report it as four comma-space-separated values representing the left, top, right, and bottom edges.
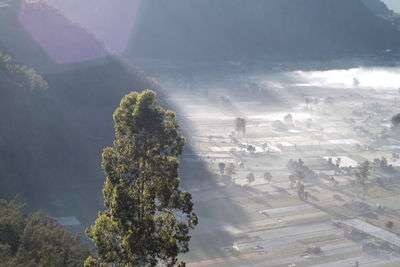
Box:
342, 219, 400, 248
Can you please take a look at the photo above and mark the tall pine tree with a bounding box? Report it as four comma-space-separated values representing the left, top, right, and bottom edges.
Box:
86, 90, 197, 267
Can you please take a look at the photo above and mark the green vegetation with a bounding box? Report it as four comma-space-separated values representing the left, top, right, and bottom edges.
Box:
0, 38, 157, 211
386, 220, 394, 230
0, 198, 90, 267
0, 50, 48, 93
86, 90, 198, 267
0, 49, 52, 201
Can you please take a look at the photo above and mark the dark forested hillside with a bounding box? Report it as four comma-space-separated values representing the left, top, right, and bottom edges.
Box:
0, 199, 91, 266
0, 3, 158, 216
362, 0, 400, 31
362, 0, 393, 15
128, 0, 400, 61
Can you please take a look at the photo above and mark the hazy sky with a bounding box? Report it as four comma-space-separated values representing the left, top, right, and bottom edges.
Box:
382, 0, 400, 13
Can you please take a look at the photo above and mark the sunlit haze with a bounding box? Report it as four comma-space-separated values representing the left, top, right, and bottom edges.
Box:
3, 0, 400, 266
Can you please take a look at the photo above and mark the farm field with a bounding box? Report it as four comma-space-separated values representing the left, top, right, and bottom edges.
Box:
161, 69, 400, 266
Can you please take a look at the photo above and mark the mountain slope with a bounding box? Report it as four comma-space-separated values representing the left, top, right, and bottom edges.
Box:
128, 0, 400, 61
382, 0, 400, 13
362, 0, 393, 15
0, 3, 158, 217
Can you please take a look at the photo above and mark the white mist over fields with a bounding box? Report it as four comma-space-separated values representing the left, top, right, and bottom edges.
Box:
291, 67, 400, 90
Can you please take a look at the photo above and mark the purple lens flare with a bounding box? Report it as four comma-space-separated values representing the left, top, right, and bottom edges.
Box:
19, 0, 142, 64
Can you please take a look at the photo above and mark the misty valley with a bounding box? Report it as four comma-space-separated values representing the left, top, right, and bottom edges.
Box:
2, 0, 400, 267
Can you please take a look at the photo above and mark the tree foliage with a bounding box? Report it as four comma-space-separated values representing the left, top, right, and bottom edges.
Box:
225, 163, 236, 177
263, 172, 272, 183
0, 198, 90, 267
246, 173, 255, 184
235, 117, 246, 135
392, 113, 400, 129
218, 162, 226, 176
86, 90, 197, 267
355, 161, 370, 195
283, 114, 293, 124
0, 51, 48, 93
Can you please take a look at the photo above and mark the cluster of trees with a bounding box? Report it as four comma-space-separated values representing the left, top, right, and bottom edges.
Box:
272, 120, 288, 132
287, 159, 308, 200
0, 198, 91, 266
386, 220, 394, 230
325, 156, 393, 194
372, 156, 393, 171
288, 170, 307, 200
324, 158, 375, 194
218, 162, 236, 178
0, 50, 48, 93
326, 157, 343, 175
325, 157, 353, 176
1, 4, 203, 264
354, 161, 371, 195
218, 161, 240, 185
272, 113, 302, 131
85, 90, 197, 266
218, 161, 272, 186
246, 172, 272, 184
1, 88, 197, 266
287, 159, 317, 179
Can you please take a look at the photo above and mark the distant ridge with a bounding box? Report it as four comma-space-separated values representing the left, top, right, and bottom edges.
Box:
128, 0, 400, 61
362, 0, 393, 16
